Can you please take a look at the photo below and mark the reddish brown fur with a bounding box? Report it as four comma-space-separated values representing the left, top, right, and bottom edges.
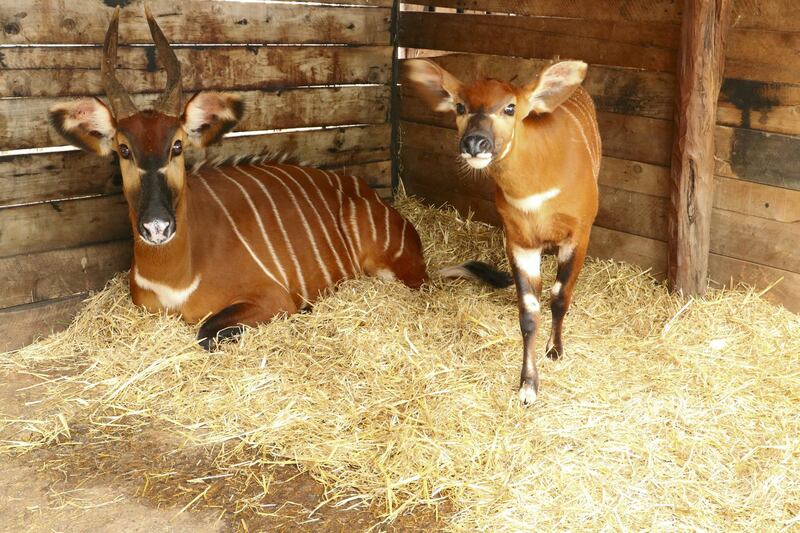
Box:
406, 59, 600, 403
129, 161, 428, 340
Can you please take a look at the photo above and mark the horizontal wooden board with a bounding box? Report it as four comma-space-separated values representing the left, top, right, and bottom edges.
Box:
0, 294, 88, 352
708, 254, 800, 313
588, 225, 668, 279
714, 126, 800, 190
718, 78, 800, 136
399, 12, 679, 72
726, 29, 800, 85
0, 1, 391, 45
0, 194, 131, 258
401, 0, 682, 24
1, 124, 391, 207
0, 45, 392, 98
1, 85, 390, 150
0, 240, 131, 309
400, 0, 800, 32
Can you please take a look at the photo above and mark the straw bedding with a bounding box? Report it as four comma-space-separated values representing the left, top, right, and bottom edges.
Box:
2, 194, 798, 531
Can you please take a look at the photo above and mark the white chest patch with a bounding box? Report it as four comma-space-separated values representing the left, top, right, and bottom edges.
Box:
134, 268, 201, 310
505, 188, 561, 213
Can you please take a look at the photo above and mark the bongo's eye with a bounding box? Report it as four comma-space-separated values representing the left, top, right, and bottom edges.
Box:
504, 104, 516, 116
119, 144, 131, 159
172, 140, 183, 156
456, 103, 466, 115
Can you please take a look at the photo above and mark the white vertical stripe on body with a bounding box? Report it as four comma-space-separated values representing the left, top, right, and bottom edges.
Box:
217, 169, 289, 287
303, 167, 359, 275
348, 198, 362, 256
197, 176, 289, 295
253, 165, 333, 287
558, 102, 597, 178
235, 166, 308, 301
270, 165, 349, 279
350, 176, 378, 244
382, 201, 391, 253
337, 192, 362, 272
393, 218, 407, 260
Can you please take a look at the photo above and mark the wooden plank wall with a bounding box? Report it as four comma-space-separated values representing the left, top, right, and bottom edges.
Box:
0, 0, 394, 350
397, 0, 800, 311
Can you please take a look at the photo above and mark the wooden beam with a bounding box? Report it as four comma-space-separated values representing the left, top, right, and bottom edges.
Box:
667, 0, 732, 296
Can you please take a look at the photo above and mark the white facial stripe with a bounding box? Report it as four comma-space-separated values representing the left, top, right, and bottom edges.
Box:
393, 218, 407, 260
273, 165, 349, 280
255, 165, 333, 287
497, 127, 515, 161
522, 293, 540, 313
238, 166, 308, 300
197, 176, 289, 294
513, 246, 542, 279
134, 268, 201, 310
217, 169, 289, 287
505, 188, 560, 213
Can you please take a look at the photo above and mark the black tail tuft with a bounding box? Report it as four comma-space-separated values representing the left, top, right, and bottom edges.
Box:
438, 260, 513, 289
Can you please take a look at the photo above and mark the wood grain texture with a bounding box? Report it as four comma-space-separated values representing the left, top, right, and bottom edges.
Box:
1, 124, 391, 207
401, 0, 683, 24
708, 254, 800, 312
399, 11, 679, 72
667, 0, 733, 295
0, 46, 392, 97
0, 1, 391, 45
0, 194, 131, 258
0, 294, 88, 352
0, 240, 131, 309
1, 85, 390, 150
726, 29, 800, 84
399, 0, 800, 32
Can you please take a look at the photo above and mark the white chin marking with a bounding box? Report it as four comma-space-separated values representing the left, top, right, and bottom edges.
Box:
463, 155, 492, 169
140, 231, 175, 246
518, 382, 538, 405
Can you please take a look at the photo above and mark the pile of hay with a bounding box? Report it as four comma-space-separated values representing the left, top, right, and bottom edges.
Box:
2, 195, 799, 531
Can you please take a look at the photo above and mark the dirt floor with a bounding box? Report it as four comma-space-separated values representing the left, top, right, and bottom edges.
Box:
0, 371, 447, 532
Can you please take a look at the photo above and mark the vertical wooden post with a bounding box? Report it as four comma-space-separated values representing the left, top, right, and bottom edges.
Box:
667, 0, 732, 295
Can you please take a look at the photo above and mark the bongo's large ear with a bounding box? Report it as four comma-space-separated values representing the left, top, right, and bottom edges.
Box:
182, 92, 245, 147
49, 98, 117, 155
404, 59, 465, 113
525, 61, 587, 114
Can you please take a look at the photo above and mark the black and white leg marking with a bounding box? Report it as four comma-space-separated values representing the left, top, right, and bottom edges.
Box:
547, 243, 577, 360
510, 246, 542, 405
